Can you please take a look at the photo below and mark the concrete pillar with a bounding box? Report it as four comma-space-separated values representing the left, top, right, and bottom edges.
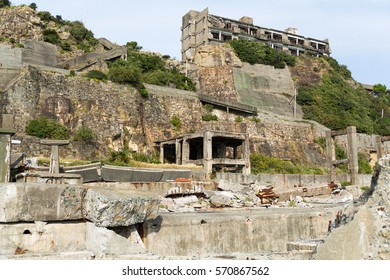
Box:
242, 134, 251, 175
182, 137, 189, 164
325, 130, 335, 182
203, 131, 213, 176
347, 126, 358, 185
40, 140, 70, 174
376, 135, 383, 161
175, 139, 182, 165
0, 114, 16, 183
159, 144, 164, 164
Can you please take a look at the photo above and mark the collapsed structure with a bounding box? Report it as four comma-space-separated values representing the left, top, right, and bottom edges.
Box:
181, 8, 331, 62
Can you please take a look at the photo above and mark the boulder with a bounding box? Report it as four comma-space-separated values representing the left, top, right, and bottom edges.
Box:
210, 193, 232, 208
217, 179, 244, 193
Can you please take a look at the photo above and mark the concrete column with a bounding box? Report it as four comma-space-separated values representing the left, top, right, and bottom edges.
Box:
175, 139, 182, 165
376, 135, 383, 161
182, 137, 189, 164
203, 131, 213, 176
325, 130, 335, 182
159, 144, 164, 164
40, 140, 70, 174
0, 114, 16, 183
347, 126, 359, 185
242, 134, 251, 175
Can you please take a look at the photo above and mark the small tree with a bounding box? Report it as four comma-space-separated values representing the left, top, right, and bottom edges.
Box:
73, 126, 96, 143
28, 2, 37, 10
0, 0, 11, 8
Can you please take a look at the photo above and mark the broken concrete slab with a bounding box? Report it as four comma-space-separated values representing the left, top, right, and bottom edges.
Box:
210, 193, 232, 207
101, 165, 163, 182
0, 183, 85, 222
173, 195, 199, 206
65, 167, 100, 183
85, 222, 146, 258
217, 179, 245, 192
82, 186, 160, 227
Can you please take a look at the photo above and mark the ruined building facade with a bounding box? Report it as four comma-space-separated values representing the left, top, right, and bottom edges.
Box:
181, 8, 331, 62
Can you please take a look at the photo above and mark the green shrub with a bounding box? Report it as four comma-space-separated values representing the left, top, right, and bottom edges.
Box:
0, 0, 11, 8
73, 126, 95, 143
60, 42, 72, 51
358, 153, 373, 174
85, 70, 107, 81
235, 116, 244, 122
250, 116, 260, 123
28, 2, 37, 10
25, 117, 69, 140
38, 11, 55, 22
203, 104, 214, 113
250, 153, 326, 175
42, 29, 60, 44
202, 114, 218, 121
170, 115, 182, 130
108, 61, 142, 85
229, 39, 296, 68
132, 152, 160, 164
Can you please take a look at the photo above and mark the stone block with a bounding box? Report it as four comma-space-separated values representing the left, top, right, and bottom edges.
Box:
0, 183, 85, 222
85, 222, 146, 257
101, 165, 163, 182
82, 187, 160, 227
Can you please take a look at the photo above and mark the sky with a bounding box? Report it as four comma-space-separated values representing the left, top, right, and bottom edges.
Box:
10, 0, 390, 87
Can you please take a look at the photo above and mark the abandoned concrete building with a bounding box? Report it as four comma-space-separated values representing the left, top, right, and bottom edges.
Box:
156, 130, 251, 176
181, 8, 331, 61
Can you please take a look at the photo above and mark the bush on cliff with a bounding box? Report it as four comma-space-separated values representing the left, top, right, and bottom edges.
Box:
25, 117, 69, 140
229, 39, 296, 68
73, 126, 96, 143
0, 0, 11, 8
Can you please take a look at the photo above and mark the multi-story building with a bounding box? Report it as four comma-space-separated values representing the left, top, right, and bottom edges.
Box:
181, 8, 331, 62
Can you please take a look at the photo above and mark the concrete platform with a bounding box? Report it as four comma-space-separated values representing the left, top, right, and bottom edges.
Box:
101, 166, 163, 182
142, 206, 349, 257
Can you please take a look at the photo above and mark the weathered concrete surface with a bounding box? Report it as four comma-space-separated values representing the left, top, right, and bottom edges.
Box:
0, 221, 86, 256
0, 183, 85, 222
101, 166, 163, 182
86, 181, 215, 197
314, 155, 390, 260
15, 172, 82, 185
160, 169, 191, 181
65, 167, 101, 183
85, 223, 146, 257
82, 186, 160, 227
143, 206, 346, 257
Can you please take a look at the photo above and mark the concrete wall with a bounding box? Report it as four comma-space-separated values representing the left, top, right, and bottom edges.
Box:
0, 68, 21, 91
217, 172, 373, 189
0, 45, 23, 68
233, 63, 303, 118
143, 206, 344, 257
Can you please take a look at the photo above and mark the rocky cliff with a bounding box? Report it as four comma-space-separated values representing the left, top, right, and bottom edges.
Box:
1, 65, 326, 165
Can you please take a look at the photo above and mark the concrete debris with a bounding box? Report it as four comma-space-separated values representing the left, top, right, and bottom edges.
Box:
217, 179, 244, 192
251, 180, 272, 193
255, 185, 278, 205
82, 187, 160, 227
210, 194, 232, 208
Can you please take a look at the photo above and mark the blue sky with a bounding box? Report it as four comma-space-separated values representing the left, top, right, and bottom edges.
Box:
11, 0, 390, 87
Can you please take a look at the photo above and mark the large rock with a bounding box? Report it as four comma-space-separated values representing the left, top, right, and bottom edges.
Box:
82, 187, 160, 227
0, 183, 85, 222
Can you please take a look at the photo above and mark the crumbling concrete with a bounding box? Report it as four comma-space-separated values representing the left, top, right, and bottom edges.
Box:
82, 187, 160, 227
314, 155, 390, 260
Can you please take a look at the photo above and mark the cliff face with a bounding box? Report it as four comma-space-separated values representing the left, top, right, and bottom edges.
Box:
1, 66, 326, 165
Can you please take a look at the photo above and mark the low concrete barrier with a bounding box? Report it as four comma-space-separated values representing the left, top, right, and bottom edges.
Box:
101, 165, 163, 182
